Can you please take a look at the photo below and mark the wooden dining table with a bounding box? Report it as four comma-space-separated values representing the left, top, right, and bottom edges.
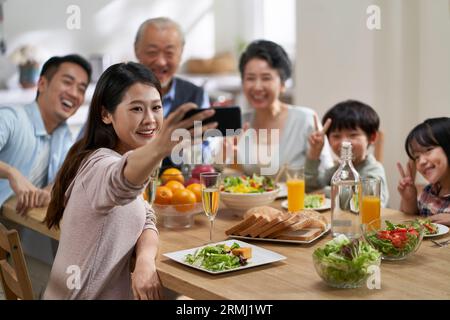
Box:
1, 196, 449, 300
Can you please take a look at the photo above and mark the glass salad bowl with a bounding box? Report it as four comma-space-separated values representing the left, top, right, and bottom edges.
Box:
361, 219, 424, 261
312, 235, 381, 288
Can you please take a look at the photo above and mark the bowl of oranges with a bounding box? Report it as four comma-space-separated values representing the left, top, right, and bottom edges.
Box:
153, 167, 204, 228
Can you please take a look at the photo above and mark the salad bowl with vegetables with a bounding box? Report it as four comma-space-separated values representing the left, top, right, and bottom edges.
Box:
220, 175, 280, 212
312, 235, 381, 288
362, 219, 424, 261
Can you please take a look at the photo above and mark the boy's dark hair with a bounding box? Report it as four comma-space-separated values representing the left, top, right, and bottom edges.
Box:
405, 117, 450, 162
239, 39, 292, 83
36, 54, 92, 99
322, 100, 380, 139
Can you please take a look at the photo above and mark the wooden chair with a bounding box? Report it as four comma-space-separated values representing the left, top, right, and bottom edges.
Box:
0, 222, 34, 300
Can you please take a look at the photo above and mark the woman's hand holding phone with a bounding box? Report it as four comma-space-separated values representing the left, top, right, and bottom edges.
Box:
155, 103, 217, 156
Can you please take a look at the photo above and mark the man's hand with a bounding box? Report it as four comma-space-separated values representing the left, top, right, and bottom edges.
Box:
8, 167, 51, 215
307, 114, 332, 160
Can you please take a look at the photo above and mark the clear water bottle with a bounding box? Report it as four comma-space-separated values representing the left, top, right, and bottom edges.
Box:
330, 141, 361, 239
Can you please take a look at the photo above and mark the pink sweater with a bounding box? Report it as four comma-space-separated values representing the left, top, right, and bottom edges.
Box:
44, 148, 158, 299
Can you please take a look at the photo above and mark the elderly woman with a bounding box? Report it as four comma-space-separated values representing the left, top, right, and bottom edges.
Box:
234, 40, 334, 182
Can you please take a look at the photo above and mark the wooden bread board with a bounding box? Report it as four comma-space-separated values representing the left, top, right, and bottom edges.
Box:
228, 225, 330, 244
275, 228, 324, 241
225, 206, 330, 243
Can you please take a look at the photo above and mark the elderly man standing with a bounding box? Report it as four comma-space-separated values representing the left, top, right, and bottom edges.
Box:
0, 54, 91, 264
134, 17, 210, 116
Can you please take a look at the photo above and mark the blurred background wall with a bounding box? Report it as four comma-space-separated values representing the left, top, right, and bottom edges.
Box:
295, 0, 450, 208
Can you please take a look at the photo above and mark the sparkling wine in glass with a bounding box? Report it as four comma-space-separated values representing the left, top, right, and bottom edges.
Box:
144, 167, 159, 205
200, 172, 221, 243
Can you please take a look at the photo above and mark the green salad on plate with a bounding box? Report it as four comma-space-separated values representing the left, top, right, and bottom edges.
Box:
305, 194, 325, 209
185, 242, 249, 272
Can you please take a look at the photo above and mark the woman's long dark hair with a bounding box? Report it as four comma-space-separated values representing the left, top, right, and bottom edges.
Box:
45, 62, 161, 229
405, 117, 450, 162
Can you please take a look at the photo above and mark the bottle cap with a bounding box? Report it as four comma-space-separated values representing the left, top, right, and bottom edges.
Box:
342, 140, 352, 148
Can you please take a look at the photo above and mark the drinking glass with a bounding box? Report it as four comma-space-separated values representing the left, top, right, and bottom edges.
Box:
200, 172, 221, 243
286, 164, 305, 212
144, 167, 159, 205
361, 177, 381, 228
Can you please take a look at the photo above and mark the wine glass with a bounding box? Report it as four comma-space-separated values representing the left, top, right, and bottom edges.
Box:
144, 167, 160, 205
200, 172, 221, 243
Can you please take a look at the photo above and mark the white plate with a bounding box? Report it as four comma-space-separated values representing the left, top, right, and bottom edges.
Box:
229, 225, 331, 244
163, 239, 286, 274
424, 223, 449, 238
281, 198, 331, 211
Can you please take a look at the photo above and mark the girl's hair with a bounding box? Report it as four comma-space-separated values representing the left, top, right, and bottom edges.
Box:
238, 39, 292, 83
405, 117, 450, 162
45, 62, 161, 229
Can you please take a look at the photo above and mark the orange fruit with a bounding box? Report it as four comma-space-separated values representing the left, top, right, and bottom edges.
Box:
186, 183, 203, 202
154, 186, 173, 205
161, 168, 184, 184
172, 189, 196, 212
165, 180, 185, 194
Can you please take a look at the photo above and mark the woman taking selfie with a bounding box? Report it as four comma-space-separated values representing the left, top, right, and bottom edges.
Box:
44, 62, 215, 299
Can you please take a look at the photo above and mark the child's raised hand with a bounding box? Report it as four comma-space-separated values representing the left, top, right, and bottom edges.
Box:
307, 114, 331, 160
396, 160, 418, 201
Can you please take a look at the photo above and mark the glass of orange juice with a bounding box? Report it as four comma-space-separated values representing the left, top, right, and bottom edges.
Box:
286, 164, 305, 212
361, 178, 381, 228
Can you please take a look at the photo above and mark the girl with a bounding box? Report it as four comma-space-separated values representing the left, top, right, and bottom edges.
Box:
43, 62, 215, 299
397, 117, 450, 226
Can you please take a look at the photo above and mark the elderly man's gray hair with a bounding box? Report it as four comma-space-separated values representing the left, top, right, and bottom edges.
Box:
134, 17, 185, 48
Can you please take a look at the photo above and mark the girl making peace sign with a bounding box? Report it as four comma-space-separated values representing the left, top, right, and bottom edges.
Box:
398, 117, 450, 226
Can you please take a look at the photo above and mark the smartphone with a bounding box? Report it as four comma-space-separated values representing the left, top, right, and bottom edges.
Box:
182, 106, 242, 136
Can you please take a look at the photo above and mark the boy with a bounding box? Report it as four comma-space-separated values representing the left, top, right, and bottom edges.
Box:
305, 100, 389, 207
